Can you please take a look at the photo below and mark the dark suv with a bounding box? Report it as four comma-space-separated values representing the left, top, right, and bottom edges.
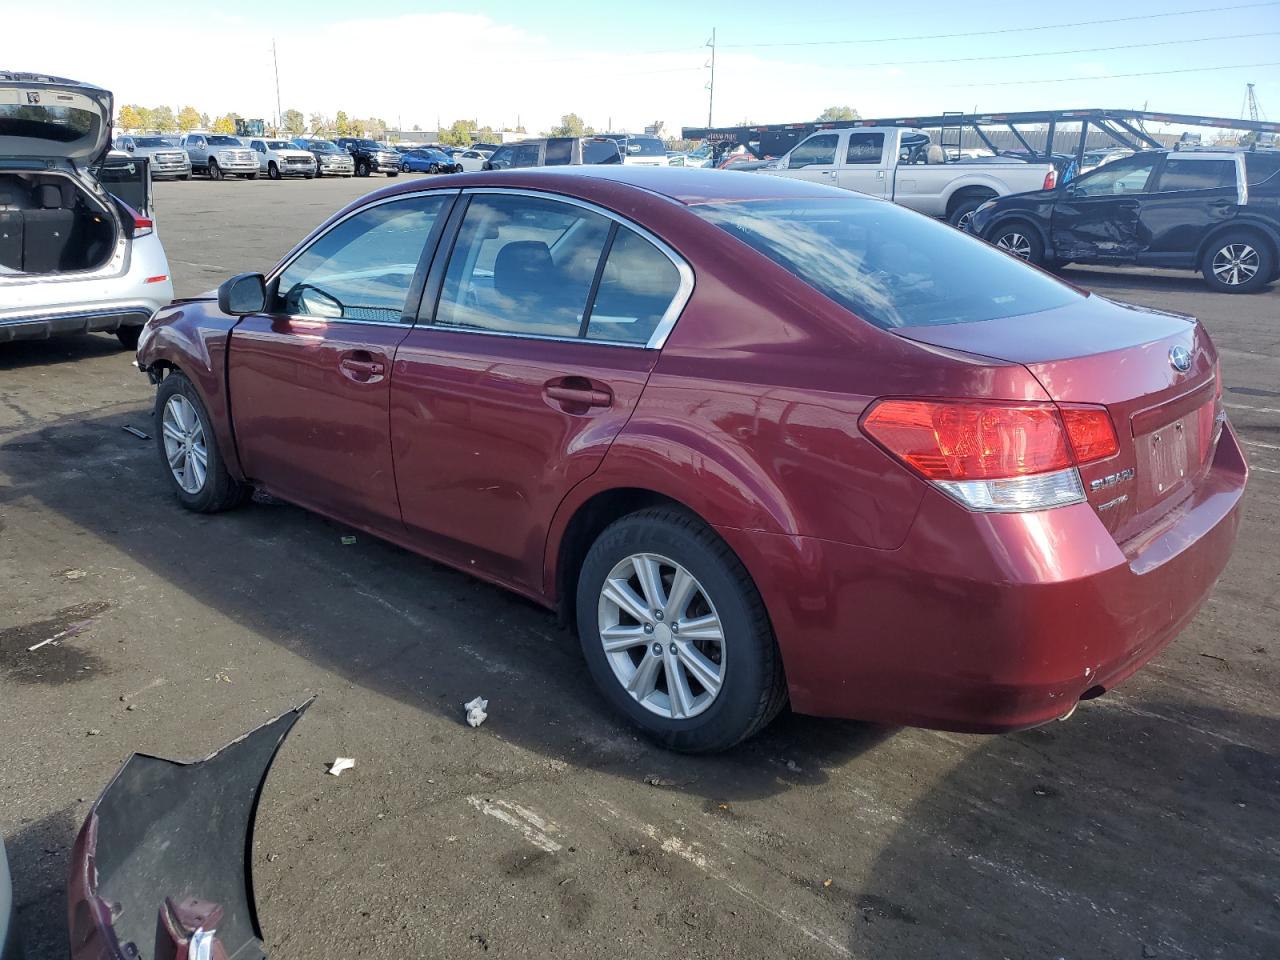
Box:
332, 137, 400, 177
968, 148, 1280, 293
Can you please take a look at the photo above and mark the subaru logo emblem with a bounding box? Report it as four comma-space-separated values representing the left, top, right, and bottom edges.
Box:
1169, 345, 1192, 373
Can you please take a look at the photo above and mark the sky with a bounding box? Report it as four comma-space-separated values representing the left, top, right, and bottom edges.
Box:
7, 0, 1279, 135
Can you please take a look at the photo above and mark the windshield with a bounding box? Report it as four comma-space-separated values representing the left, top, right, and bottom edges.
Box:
135, 137, 174, 147
265, 140, 291, 149
309, 141, 340, 153
208, 135, 241, 146
692, 198, 1081, 329
356, 139, 380, 149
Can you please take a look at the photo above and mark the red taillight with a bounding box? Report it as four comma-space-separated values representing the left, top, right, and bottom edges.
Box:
1059, 405, 1119, 464
862, 400, 1073, 481
1043, 168, 1058, 190
133, 214, 153, 238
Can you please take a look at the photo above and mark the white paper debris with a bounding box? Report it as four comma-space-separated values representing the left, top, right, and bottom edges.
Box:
464, 696, 489, 728
328, 757, 355, 777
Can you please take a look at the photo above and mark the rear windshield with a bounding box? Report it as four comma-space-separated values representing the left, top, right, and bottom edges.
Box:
584, 139, 622, 164
622, 136, 666, 157
0, 104, 96, 142
692, 198, 1081, 329
207, 135, 241, 146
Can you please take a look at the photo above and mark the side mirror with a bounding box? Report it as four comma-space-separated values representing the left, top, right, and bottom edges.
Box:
218, 273, 267, 316
126, 143, 135, 152
482, 160, 494, 171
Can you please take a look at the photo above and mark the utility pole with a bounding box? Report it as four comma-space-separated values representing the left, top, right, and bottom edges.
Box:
706, 28, 716, 128
272, 39, 283, 134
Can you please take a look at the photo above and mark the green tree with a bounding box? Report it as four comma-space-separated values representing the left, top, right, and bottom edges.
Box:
134, 106, 154, 131
817, 105, 860, 122
211, 114, 237, 135
117, 105, 144, 132
440, 119, 472, 146
177, 106, 201, 132
200, 112, 211, 129
548, 113, 593, 138
151, 105, 177, 133
474, 125, 496, 143
411, 123, 422, 132
334, 111, 351, 136
282, 108, 305, 137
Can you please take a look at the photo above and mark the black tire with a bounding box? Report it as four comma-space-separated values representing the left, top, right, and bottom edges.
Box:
575, 508, 788, 753
400, 161, 409, 173
987, 219, 1045, 266
207, 160, 222, 181
387, 170, 399, 178
153, 371, 251, 513
116, 325, 142, 350
1200, 230, 1275, 294
356, 159, 370, 177
246, 173, 258, 180
268, 162, 281, 180
948, 194, 993, 230
179, 174, 191, 181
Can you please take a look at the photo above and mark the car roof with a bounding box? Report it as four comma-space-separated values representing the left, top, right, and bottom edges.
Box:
368, 166, 857, 206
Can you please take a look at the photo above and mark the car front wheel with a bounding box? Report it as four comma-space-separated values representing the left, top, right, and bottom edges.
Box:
575, 508, 787, 753
268, 162, 280, 180
154, 372, 251, 513
1202, 232, 1274, 293
207, 160, 222, 181
357, 160, 370, 177
990, 220, 1044, 266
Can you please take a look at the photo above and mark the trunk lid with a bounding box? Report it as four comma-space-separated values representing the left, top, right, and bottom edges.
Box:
897, 294, 1220, 544
0, 72, 113, 169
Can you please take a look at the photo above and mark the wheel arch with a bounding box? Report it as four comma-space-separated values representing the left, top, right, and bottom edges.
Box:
984, 212, 1050, 250
945, 184, 1000, 218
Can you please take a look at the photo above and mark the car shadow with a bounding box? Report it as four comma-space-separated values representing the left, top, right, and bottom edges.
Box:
1060, 265, 1275, 297
0, 333, 128, 371
846, 699, 1280, 959
7, 807, 79, 959
0, 405, 889, 803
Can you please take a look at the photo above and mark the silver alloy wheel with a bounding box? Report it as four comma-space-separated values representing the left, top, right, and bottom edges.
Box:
996, 231, 1033, 260
955, 210, 975, 231
1211, 243, 1260, 286
161, 395, 209, 495
598, 553, 726, 720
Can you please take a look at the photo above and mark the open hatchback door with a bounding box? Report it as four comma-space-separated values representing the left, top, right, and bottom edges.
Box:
0, 71, 113, 172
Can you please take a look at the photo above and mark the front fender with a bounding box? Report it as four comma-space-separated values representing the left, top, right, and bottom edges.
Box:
137, 301, 246, 481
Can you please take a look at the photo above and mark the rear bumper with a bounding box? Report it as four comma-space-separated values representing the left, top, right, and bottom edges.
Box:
0, 303, 159, 342
722, 423, 1247, 731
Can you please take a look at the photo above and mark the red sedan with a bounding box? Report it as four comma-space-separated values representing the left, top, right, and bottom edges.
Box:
136, 167, 1246, 752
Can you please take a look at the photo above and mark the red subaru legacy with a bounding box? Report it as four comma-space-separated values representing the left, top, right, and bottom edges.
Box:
136, 168, 1246, 752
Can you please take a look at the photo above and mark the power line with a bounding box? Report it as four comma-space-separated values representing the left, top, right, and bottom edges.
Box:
955, 60, 1280, 88
718, 2, 1280, 49
852, 30, 1280, 69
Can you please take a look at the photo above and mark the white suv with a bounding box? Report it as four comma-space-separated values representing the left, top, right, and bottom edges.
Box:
0, 71, 174, 348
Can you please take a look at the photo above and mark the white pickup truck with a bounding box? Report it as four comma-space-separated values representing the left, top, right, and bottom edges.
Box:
761, 126, 1062, 228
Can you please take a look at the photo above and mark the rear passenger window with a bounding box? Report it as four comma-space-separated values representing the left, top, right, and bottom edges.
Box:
586, 229, 682, 345
846, 133, 884, 164
544, 139, 574, 165
1157, 159, 1236, 192
1245, 153, 1280, 185
512, 144, 541, 168
276, 194, 448, 323
433, 194, 611, 337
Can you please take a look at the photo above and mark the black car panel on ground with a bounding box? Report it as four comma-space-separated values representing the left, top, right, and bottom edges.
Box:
968, 148, 1280, 293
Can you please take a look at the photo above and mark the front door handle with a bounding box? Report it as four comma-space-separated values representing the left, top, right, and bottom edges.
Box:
339, 351, 385, 383
545, 384, 612, 407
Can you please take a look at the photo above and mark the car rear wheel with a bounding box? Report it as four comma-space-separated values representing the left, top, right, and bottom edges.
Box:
990, 220, 1044, 266
575, 508, 787, 753
1201, 232, 1274, 294
155, 372, 251, 513
948, 195, 992, 230
207, 160, 222, 181
268, 162, 280, 180
116, 326, 141, 350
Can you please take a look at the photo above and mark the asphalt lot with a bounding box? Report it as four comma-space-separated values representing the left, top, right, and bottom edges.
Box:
2, 174, 1278, 959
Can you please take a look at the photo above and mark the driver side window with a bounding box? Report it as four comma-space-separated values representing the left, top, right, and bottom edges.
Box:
788, 134, 839, 169
1072, 155, 1158, 198
275, 194, 448, 323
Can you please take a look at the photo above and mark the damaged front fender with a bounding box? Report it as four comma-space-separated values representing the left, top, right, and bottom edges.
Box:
67, 700, 311, 960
